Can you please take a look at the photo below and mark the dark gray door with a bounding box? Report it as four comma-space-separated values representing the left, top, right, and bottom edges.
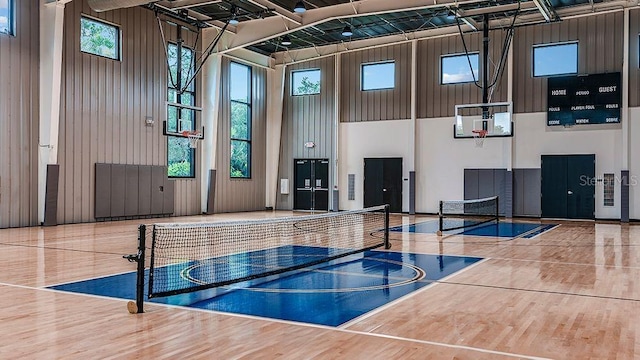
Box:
541, 155, 595, 219
364, 158, 403, 213
294, 159, 329, 211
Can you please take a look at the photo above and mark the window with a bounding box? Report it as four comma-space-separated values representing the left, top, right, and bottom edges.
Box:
0, 0, 13, 36
230, 62, 252, 179
80, 16, 120, 60
167, 43, 196, 178
292, 69, 321, 95
441, 53, 479, 85
533, 42, 578, 77
361, 61, 395, 90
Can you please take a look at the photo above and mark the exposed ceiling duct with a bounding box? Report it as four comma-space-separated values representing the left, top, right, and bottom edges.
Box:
87, 0, 155, 12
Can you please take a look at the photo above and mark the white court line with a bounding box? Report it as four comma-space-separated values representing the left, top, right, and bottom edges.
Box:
525, 224, 562, 240
0, 281, 550, 359
338, 258, 490, 329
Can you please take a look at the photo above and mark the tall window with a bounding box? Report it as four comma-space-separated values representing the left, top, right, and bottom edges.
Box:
80, 16, 120, 60
230, 62, 252, 178
0, 0, 13, 36
292, 69, 321, 95
361, 61, 395, 90
533, 42, 578, 77
167, 43, 196, 178
441, 53, 479, 84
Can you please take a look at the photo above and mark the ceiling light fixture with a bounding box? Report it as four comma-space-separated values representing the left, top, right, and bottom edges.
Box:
281, 35, 292, 46
341, 25, 353, 37
293, 1, 306, 13
229, 6, 239, 25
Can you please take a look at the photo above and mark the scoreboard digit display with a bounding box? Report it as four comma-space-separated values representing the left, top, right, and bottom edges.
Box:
547, 72, 621, 126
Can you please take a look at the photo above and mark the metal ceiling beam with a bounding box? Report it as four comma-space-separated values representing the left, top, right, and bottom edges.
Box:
209, 0, 497, 54
161, 0, 223, 10
532, 0, 553, 21
243, 0, 303, 25
461, 1, 537, 17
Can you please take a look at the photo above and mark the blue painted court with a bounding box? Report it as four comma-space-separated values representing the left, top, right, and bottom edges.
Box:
390, 220, 557, 238
49, 246, 482, 327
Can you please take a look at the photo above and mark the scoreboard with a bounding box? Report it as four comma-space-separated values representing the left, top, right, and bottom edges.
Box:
547, 72, 621, 126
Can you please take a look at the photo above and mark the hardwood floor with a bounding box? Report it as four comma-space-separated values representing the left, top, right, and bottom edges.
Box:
0, 213, 638, 359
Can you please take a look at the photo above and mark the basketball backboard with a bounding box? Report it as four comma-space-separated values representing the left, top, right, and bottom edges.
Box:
453, 102, 514, 138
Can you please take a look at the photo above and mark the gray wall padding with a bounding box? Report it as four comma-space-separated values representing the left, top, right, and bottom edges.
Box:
95, 163, 174, 219
43, 165, 60, 226
622, 170, 630, 222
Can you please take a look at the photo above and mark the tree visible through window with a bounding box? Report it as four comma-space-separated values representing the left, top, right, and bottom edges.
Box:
292, 69, 320, 95
230, 62, 252, 178
80, 16, 120, 60
167, 43, 196, 178
0, 0, 13, 36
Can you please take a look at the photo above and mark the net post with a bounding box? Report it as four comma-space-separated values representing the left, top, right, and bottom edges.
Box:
135, 224, 146, 313
495, 196, 500, 223
437, 201, 443, 236
384, 204, 391, 249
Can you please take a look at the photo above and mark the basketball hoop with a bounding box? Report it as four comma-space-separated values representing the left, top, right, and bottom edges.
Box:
181, 130, 202, 149
472, 129, 488, 148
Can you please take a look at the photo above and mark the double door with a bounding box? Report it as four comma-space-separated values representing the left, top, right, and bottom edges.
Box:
294, 159, 329, 211
541, 154, 595, 219
363, 158, 403, 213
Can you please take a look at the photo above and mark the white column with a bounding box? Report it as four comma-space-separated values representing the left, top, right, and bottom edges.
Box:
506, 35, 514, 172
201, 53, 222, 213
622, 9, 630, 170
333, 54, 341, 211
38, 0, 66, 224
409, 39, 417, 214
265, 64, 286, 208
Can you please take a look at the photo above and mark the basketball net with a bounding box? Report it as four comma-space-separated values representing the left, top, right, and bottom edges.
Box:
472, 130, 487, 148
181, 131, 202, 149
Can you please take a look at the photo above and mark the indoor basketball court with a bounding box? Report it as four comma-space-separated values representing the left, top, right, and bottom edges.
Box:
1, 0, 640, 358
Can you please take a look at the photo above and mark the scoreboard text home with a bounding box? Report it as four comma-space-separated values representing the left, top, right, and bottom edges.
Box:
547, 72, 621, 127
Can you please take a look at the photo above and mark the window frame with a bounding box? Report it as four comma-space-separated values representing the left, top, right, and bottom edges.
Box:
0, 0, 14, 36
360, 61, 396, 91
166, 42, 196, 179
230, 61, 252, 179
532, 41, 578, 78
291, 68, 321, 96
440, 52, 480, 85
80, 14, 122, 61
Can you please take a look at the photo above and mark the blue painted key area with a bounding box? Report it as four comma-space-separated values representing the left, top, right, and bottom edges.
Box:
390, 220, 556, 238
49, 246, 482, 327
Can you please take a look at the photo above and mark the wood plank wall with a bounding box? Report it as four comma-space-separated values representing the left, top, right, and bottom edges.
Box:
0, 0, 39, 228
213, 57, 267, 213
58, 0, 200, 224
276, 57, 336, 210
513, 12, 623, 113
629, 9, 640, 107
340, 43, 411, 122
417, 31, 509, 118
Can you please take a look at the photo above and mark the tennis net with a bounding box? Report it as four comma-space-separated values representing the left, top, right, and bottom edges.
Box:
141, 205, 389, 300
438, 196, 499, 234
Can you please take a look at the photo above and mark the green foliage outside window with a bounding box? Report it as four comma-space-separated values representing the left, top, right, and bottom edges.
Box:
167, 43, 196, 178
230, 62, 252, 179
80, 17, 119, 60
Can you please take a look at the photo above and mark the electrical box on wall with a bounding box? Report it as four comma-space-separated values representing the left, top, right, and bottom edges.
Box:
280, 179, 289, 195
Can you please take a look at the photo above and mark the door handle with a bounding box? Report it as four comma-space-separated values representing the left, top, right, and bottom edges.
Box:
568, 190, 573, 195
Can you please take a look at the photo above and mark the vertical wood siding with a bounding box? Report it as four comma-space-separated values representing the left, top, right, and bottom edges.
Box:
0, 0, 39, 228
276, 57, 335, 209
417, 31, 509, 118
341, 43, 411, 122
213, 57, 267, 213
513, 12, 623, 113
58, 0, 200, 224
